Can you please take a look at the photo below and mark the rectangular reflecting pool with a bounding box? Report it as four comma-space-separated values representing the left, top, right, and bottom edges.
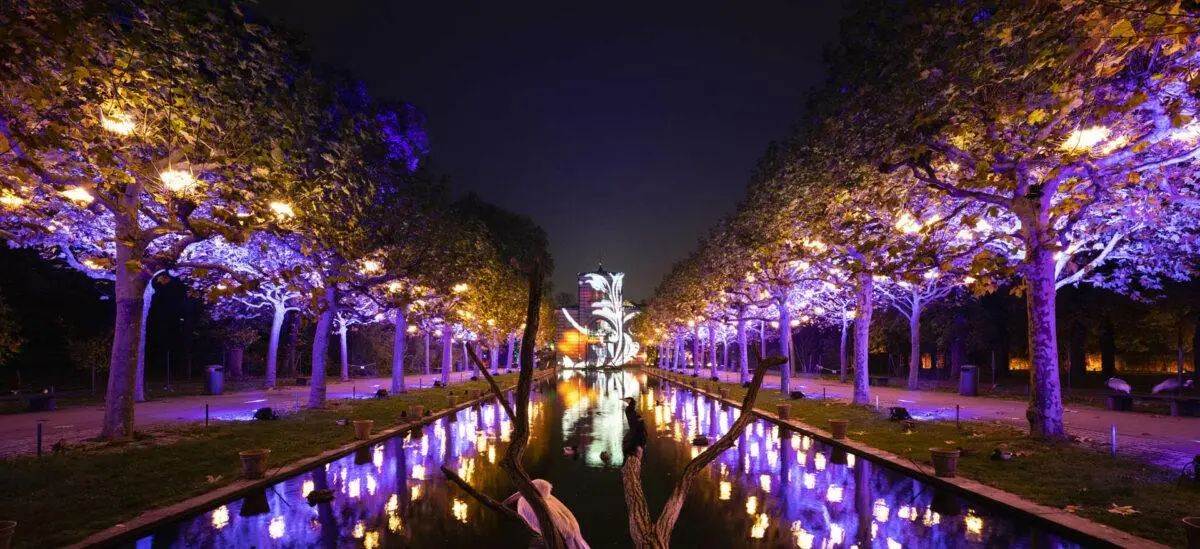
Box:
128, 370, 1089, 548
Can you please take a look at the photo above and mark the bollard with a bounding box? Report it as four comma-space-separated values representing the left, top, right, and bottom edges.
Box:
823, 388, 827, 400
205, 403, 210, 427
1111, 423, 1117, 458
956, 404, 960, 429
353, 385, 356, 399
37, 421, 43, 457
875, 395, 880, 411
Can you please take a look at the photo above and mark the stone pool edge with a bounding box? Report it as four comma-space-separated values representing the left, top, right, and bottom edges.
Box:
68, 369, 557, 549
643, 369, 1167, 549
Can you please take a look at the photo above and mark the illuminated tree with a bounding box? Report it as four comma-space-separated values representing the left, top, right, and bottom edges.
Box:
0, 1, 311, 438
827, 0, 1200, 437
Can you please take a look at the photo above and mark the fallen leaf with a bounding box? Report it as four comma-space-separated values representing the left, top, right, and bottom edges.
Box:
206, 475, 223, 484
1107, 504, 1139, 516
1063, 505, 1083, 514
943, 440, 957, 445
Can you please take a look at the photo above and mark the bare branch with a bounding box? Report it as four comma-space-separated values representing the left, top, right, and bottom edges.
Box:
465, 344, 516, 422
441, 466, 540, 537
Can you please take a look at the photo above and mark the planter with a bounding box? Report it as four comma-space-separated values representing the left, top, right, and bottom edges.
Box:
717, 388, 729, 399
829, 419, 849, 440
353, 419, 374, 440
448, 395, 458, 407
1184, 517, 1200, 549
407, 405, 425, 419
930, 448, 961, 478
238, 449, 271, 480
776, 403, 792, 420
0, 521, 15, 549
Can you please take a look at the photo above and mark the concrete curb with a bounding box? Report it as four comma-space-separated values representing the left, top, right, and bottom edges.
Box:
68, 370, 556, 549
645, 369, 1168, 549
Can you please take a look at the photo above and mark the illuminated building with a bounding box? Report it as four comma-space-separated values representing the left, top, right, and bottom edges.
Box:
556, 264, 640, 367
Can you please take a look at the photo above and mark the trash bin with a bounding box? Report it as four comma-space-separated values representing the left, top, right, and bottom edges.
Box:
205, 365, 224, 395
959, 364, 978, 396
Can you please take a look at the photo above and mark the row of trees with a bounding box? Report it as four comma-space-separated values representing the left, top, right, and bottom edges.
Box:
0, 0, 552, 440
641, 0, 1200, 439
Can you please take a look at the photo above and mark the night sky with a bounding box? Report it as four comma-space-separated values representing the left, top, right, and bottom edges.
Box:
257, 1, 850, 300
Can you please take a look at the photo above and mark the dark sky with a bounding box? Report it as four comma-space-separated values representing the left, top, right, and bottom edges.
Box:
257, 1, 849, 300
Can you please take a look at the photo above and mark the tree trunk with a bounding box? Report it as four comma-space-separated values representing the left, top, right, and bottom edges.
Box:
839, 316, 849, 383
737, 319, 749, 384
338, 324, 350, 382
779, 304, 793, 396
1023, 247, 1066, 439
392, 308, 408, 393
307, 287, 336, 408
853, 274, 872, 405
506, 334, 516, 371
759, 320, 766, 359
101, 239, 148, 440
950, 309, 966, 381
441, 328, 453, 386
490, 332, 500, 374
264, 307, 285, 388
134, 271, 162, 402
708, 321, 718, 379
907, 301, 922, 390
692, 327, 701, 376
1099, 315, 1116, 376
227, 347, 244, 378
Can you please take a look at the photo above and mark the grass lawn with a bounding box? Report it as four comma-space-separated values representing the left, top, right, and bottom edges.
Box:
656, 371, 1200, 548
0, 374, 522, 549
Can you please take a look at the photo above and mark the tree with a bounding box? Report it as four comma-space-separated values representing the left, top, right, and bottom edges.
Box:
827, 0, 1200, 437
1, 0, 312, 438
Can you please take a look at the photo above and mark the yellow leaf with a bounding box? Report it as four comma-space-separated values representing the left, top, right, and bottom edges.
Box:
1110, 19, 1136, 39
1026, 109, 1048, 125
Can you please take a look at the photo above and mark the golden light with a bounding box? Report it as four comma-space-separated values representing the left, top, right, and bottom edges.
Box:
803, 473, 816, 490
452, 283, 469, 294
302, 480, 315, 497
895, 212, 922, 234
791, 521, 815, 549
750, 513, 769, 539
965, 512, 984, 538
759, 474, 772, 493
830, 524, 845, 545
411, 464, 426, 480
100, 109, 136, 135
789, 318, 800, 327
686, 319, 695, 328
1060, 126, 1109, 152
361, 259, 382, 274
964, 276, 977, 284
825, 485, 843, 503
452, 498, 469, 523
269, 201, 295, 219
159, 169, 197, 193
719, 480, 732, 501
770, 321, 780, 329
745, 495, 758, 515
0, 192, 27, 208
61, 187, 94, 204
923, 269, 940, 280
352, 521, 366, 539
82, 259, 102, 270
363, 531, 380, 549
406, 324, 418, 334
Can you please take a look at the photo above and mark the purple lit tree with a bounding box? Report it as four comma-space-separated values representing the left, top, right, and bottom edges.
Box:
0, 2, 311, 439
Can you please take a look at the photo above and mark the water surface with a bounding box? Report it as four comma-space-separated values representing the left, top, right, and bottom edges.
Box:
130, 370, 1085, 548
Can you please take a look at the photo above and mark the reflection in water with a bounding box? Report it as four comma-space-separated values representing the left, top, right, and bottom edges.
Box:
131, 372, 1083, 548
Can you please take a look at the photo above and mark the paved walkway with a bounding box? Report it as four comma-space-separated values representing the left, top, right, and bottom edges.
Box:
686, 369, 1200, 470
0, 371, 487, 457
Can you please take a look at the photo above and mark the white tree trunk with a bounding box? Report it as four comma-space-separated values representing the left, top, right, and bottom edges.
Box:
839, 316, 848, 383
307, 287, 336, 408
692, 328, 701, 376
134, 272, 160, 402
779, 304, 792, 396
737, 319, 749, 384
265, 307, 286, 388
392, 308, 408, 393
506, 334, 516, 371
907, 300, 922, 390
338, 324, 350, 382
490, 332, 500, 374
708, 321, 719, 379
1024, 246, 1066, 439
441, 328, 453, 386
853, 274, 873, 405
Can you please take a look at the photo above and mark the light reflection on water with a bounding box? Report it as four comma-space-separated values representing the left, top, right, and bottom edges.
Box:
130, 371, 1083, 548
